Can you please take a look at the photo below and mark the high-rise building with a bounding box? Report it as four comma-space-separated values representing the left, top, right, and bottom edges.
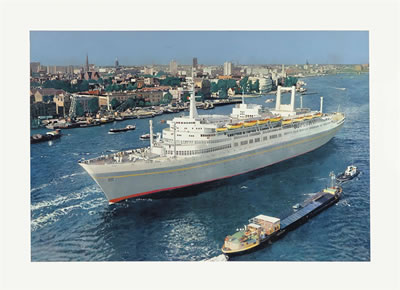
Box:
30, 62, 41, 73
85, 54, 89, 72
224, 61, 232, 76
169, 60, 178, 76
192, 57, 198, 68
115, 58, 119, 68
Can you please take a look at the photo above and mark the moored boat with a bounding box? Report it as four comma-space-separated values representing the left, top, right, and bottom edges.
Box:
139, 133, 157, 140
31, 129, 62, 144
109, 125, 136, 134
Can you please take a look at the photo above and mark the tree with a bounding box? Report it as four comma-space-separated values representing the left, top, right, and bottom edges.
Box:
218, 89, 227, 99
253, 79, 260, 93
248, 80, 253, 93
161, 92, 173, 104
126, 83, 134, 91
239, 77, 249, 93
201, 79, 211, 99
78, 80, 89, 92
159, 77, 181, 87
106, 85, 113, 92
226, 79, 237, 89
75, 101, 85, 117
138, 100, 145, 107
110, 98, 121, 110
284, 77, 298, 87
88, 98, 99, 114
183, 92, 190, 102
210, 82, 218, 93
114, 84, 121, 92
42, 95, 54, 103
217, 79, 228, 91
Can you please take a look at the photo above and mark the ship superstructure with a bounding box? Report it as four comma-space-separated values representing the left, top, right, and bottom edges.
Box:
79, 83, 345, 203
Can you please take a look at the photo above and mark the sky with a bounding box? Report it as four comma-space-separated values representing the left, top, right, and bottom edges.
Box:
30, 31, 369, 66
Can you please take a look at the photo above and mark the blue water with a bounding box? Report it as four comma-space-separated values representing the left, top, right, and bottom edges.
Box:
31, 73, 370, 261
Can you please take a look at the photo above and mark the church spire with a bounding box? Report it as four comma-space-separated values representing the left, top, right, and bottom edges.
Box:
85, 53, 89, 72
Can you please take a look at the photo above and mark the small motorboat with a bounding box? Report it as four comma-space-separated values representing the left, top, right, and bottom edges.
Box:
31, 129, 62, 144
139, 133, 157, 140
265, 98, 275, 103
336, 165, 360, 183
109, 125, 136, 134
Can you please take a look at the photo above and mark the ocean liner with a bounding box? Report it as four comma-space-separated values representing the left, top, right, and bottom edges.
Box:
79, 84, 345, 203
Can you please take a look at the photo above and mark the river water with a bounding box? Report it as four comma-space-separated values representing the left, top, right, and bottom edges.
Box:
31, 73, 370, 261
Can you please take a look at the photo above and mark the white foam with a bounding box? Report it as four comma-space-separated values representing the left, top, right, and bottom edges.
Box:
205, 254, 229, 262
31, 185, 99, 211
31, 195, 106, 231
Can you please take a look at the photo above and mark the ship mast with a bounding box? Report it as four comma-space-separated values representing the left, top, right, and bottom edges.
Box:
242, 84, 245, 104
189, 67, 198, 119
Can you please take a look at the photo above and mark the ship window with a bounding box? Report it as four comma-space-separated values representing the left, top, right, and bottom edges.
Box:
249, 139, 253, 144
234, 142, 238, 146
270, 134, 277, 139
255, 138, 260, 142
263, 136, 268, 141
240, 140, 248, 145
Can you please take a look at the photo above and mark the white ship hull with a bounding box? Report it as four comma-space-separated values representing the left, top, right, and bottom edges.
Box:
80, 120, 343, 203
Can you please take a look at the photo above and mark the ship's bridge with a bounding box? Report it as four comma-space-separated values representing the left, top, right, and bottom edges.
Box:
231, 103, 262, 120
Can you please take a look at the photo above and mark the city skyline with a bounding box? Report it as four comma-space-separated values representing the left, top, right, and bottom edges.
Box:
30, 31, 369, 66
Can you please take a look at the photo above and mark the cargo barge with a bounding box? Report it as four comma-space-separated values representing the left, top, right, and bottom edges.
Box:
222, 173, 342, 258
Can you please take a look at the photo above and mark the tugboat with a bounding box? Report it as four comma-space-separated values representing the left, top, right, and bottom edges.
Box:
336, 165, 360, 183
31, 129, 62, 144
139, 133, 157, 140
221, 172, 342, 257
108, 125, 136, 134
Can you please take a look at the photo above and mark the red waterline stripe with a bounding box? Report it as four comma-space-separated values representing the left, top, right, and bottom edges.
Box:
108, 143, 326, 203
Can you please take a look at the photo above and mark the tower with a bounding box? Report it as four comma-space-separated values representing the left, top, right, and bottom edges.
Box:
115, 57, 119, 68
85, 53, 89, 72
192, 57, 198, 69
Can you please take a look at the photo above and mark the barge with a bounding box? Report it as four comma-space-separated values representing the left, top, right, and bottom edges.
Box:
222, 173, 342, 257
109, 125, 136, 134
